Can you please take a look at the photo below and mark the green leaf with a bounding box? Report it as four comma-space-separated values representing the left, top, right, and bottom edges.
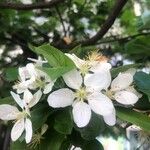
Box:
39, 129, 65, 150
41, 66, 72, 80
111, 64, 141, 77
82, 140, 104, 150
125, 36, 150, 55
134, 71, 150, 99
54, 107, 73, 134
116, 107, 150, 132
29, 44, 75, 68
0, 96, 14, 105
31, 104, 54, 131
4, 67, 18, 81
29, 44, 76, 79
75, 113, 105, 140
10, 141, 27, 150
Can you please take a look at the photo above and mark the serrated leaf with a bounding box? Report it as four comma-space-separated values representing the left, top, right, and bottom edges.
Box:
116, 107, 150, 132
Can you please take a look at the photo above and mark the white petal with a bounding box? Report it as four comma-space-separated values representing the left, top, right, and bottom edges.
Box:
29, 90, 42, 108
111, 73, 133, 91
10, 91, 24, 109
125, 68, 136, 76
63, 69, 82, 90
84, 72, 111, 91
88, 92, 114, 116
18, 67, 26, 81
103, 109, 116, 126
126, 86, 142, 98
72, 101, 91, 128
25, 118, 32, 143
65, 53, 85, 68
43, 82, 54, 94
114, 90, 139, 105
0, 104, 19, 120
90, 62, 111, 73
26, 63, 37, 78
23, 90, 33, 104
47, 88, 75, 108
11, 119, 25, 141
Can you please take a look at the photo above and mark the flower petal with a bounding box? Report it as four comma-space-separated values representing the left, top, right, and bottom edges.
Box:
126, 86, 142, 98
90, 62, 111, 73
47, 88, 75, 108
23, 89, 33, 104
0, 104, 19, 120
63, 69, 82, 90
72, 101, 91, 128
84, 71, 111, 91
26, 63, 37, 79
25, 118, 32, 143
114, 90, 139, 105
103, 109, 116, 126
29, 90, 42, 108
88, 92, 114, 116
111, 73, 133, 91
43, 82, 54, 94
65, 53, 85, 68
11, 119, 25, 142
10, 91, 24, 109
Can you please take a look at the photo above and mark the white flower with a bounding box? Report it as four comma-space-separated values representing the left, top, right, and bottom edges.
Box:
66, 53, 111, 75
108, 68, 142, 105
47, 69, 115, 127
13, 62, 55, 94
0, 90, 42, 143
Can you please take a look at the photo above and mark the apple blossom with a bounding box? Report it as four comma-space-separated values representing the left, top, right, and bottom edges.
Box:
47, 69, 115, 127
13, 61, 55, 94
0, 90, 42, 143
106, 68, 142, 105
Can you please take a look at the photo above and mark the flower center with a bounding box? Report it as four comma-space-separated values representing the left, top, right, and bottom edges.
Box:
80, 63, 90, 76
105, 90, 114, 99
75, 87, 87, 101
16, 111, 27, 120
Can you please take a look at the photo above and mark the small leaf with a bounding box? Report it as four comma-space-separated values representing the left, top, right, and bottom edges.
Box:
116, 107, 150, 132
54, 107, 73, 134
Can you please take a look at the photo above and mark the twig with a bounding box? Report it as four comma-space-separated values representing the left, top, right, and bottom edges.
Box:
55, 6, 67, 36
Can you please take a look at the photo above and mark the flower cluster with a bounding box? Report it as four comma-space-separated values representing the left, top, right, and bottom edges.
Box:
0, 53, 141, 143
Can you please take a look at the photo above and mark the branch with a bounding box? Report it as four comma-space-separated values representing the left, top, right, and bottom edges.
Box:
96, 32, 150, 44
55, 6, 67, 36
81, 0, 128, 46
0, 0, 65, 10
55, 0, 128, 49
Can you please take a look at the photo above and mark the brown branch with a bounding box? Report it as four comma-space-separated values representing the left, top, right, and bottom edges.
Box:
96, 32, 150, 44
0, 0, 65, 10
55, 6, 67, 36
81, 0, 128, 46
54, 0, 128, 49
